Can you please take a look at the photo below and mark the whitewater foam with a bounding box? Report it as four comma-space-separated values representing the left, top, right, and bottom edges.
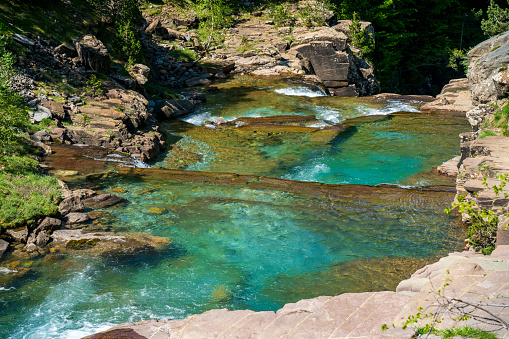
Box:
313, 106, 344, 124
275, 86, 327, 97
357, 100, 419, 116
90, 153, 151, 168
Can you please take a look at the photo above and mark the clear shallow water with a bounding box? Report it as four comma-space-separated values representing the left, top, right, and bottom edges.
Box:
160, 77, 467, 185
1, 76, 469, 338
0, 174, 464, 338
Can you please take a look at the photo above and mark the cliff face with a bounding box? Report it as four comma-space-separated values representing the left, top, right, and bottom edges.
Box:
467, 31, 509, 104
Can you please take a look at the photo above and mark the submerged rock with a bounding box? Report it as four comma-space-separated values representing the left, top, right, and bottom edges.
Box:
83, 194, 125, 209
50, 229, 170, 257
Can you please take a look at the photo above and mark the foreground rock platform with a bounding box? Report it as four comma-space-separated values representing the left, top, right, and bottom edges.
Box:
88, 247, 509, 339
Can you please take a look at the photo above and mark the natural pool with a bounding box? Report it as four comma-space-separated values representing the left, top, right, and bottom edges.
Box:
0, 76, 468, 338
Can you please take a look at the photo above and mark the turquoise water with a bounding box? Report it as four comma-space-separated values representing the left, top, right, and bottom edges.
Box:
0, 77, 468, 338
0, 178, 464, 338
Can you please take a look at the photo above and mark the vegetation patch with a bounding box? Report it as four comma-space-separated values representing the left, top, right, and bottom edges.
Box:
0, 173, 60, 230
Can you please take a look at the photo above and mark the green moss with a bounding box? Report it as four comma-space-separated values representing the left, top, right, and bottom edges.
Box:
478, 130, 498, 139
66, 238, 100, 249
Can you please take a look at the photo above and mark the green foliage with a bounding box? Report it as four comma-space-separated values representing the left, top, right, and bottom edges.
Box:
194, 0, 232, 53
84, 74, 105, 97
168, 45, 199, 61
336, 0, 485, 93
448, 48, 470, 75
195, 0, 232, 30
349, 12, 374, 60
116, 19, 143, 65
445, 174, 509, 255
0, 155, 39, 175
270, 4, 294, 29
0, 173, 60, 230
478, 0, 509, 36
0, 35, 29, 146
478, 130, 498, 139
420, 326, 499, 338
492, 101, 509, 135
298, 0, 335, 27
87, 0, 143, 64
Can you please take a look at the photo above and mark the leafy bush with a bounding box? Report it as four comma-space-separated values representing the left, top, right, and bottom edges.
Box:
195, 0, 232, 54
269, 4, 294, 29
0, 35, 29, 146
84, 74, 105, 97
445, 174, 509, 255
0, 174, 60, 230
0, 155, 39, 175
349, 12, 374, 60
477, 0, 509, 36
448, 48, 470, 75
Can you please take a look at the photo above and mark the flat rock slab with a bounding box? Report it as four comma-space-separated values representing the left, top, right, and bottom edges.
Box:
88, 292, 414, 339
420, 78, 474, 113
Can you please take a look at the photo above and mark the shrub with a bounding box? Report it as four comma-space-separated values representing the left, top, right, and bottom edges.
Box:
445, 174, 509, 255
0, 174, 61, 230
0, 35, 29, 146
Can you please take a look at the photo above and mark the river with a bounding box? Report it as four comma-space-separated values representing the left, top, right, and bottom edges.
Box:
0, 75, 468, 338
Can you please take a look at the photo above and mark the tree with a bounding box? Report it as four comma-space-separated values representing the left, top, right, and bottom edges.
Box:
479, 0, 509, 36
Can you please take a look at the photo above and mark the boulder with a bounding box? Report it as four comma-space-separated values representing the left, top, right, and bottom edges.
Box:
145, 18, 160, 34
32, 105, 52, 122
40, 99, 67, 120
74, 35, 110, 73
130, 64, 150, 85
153, 99, 197, 120
295, 43, 349, 81
0, 239, 9, 259
185, 77, 211, 87
36, 217, 62, 233
12, 33, 35, 46
6, 227, 29, 243
31, 130, 52, 143
83, 194, 124, 209
36, 231, 51, 247
296, 27, 348, 51
332, 20, 375, 45
65, 212, 90, 224
55, 43, 76, 57
59, 195, 84, 216
467, 31, 509, 104
198, 59, 235, 74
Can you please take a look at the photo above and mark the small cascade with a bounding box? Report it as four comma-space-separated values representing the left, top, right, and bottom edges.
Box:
274, 86, 327, 97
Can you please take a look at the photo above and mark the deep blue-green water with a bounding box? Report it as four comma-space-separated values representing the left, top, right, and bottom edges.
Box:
0, 77, 468, 338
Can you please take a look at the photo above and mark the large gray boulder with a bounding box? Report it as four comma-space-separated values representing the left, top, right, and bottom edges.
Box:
74, 35, 110, 74
467, 31, 509, 104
